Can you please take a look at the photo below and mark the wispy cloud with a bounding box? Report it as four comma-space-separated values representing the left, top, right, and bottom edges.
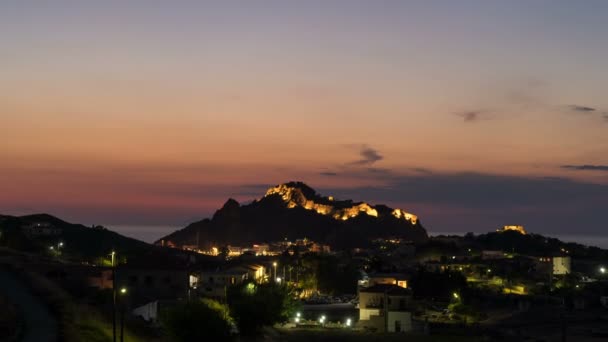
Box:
561, 164, 608, 172
567, 104, 596, 113
350, 145, 383, 166
456, 111, 483, 122
455, 109, 491, 123
319, 171, 338, 176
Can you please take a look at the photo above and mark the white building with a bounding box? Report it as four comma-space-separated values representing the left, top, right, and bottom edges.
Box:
553, 256, 571, 275
358, 284, 412, 333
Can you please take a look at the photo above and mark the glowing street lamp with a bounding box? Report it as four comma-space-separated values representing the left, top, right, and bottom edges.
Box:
118, 287, 128, 342
453, 292, 460, 300
273, 262, 278, 280
276, 277, 282, 284
345, 318, 352, 327
319, 315, 326, 324
58, 242, 64, 248
600, 267, 606, 274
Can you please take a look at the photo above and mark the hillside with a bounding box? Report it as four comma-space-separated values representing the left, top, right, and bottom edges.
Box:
156, 182, 429, 250
0, 213, 152, 261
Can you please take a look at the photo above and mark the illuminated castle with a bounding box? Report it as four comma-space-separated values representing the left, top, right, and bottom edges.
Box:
498, 225, 527, 235
265, 183, 418, 225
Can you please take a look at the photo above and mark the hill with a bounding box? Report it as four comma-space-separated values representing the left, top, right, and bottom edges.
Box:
0, 213, 153, 261
156, 181, 429, 250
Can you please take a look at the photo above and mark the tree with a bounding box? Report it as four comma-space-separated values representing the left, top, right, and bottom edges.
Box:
227, 281, 298, 336
410, 268, 467, 300
161, 299, 233, 341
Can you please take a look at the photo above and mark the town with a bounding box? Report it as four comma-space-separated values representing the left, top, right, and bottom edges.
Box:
2, 214, 607, 341
3, 2, 608, 342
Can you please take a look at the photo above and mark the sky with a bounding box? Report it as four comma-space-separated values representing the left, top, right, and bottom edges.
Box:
2, 1, 608, 240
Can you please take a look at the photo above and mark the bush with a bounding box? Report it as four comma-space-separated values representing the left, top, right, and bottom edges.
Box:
227, 282, 298, 336
161, 299, 232, 341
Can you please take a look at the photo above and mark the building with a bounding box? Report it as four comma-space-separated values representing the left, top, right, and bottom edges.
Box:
115, 266, 189, 301
482, 250, 506, 260
191, 264, 265, 299
498, 225, 527, 235
359, 273, 409, 289
310, 243, 331, 254
87, 268, 113, 289
251, 244, 269, 256
358, 284, 412, 333
553, 256, 571, 275
228, 246, 243, 256
194, 268, 249, 299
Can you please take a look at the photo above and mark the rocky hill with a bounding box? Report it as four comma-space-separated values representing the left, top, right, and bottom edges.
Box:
156, 182, 428, 250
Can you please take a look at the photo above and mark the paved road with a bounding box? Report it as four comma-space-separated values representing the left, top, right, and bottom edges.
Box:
0, 270, 57, 342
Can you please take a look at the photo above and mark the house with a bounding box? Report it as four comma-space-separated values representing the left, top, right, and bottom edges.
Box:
116, 267, 189, 300
192, 264, 265, 299
194, 268, 249, 299
87, 268, 113, 289
357, 284, 413, 333
482, 250, 506, 260
359, 273, 409, 289
553, 256, 571, 275
310, 243, 331, 254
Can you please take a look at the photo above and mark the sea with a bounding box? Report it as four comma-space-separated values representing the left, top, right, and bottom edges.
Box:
430, 232, 608, 250
110, 225, 608, 250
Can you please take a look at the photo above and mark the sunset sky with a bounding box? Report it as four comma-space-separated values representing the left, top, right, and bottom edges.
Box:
2, 1, 608, 239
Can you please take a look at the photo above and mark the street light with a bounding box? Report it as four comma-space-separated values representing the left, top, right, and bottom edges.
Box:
345, 318, 352, 327
119, 287, 128, 342
58, 242, 64, 248
276, 277, 282, 284
600, 267, 606, 274
453, 292, 460, 300
273, 262, 278, 281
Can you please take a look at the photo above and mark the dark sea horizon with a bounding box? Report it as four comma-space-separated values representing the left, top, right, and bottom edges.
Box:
109, 225, 608, 250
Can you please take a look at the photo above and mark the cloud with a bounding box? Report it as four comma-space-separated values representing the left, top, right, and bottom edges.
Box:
410, 167, 433, 175
561, 165, 608, 172
350, 145, 383, 166
564, 104, 608, 124
319, 171, 608, 234
456, 111, 481, 122
319, 171, 338, 176
455, 110, 494, 123
567, 105, 596, 113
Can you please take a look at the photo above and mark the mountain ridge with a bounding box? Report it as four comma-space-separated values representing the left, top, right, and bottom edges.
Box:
156, 182, 428, 249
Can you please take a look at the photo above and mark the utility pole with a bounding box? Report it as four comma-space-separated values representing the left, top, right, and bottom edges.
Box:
111, 251, 116, 342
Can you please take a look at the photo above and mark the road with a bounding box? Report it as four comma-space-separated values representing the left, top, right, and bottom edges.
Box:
0, 270, 58, 342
